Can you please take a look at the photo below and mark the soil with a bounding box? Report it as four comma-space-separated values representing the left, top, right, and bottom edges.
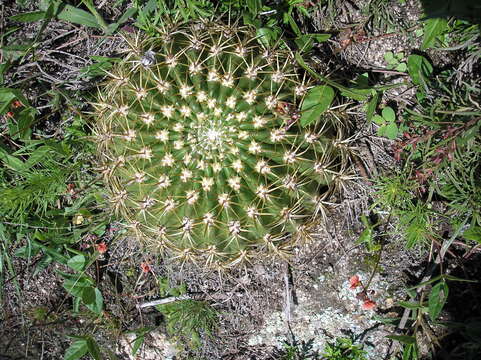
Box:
1, 1, 480, 359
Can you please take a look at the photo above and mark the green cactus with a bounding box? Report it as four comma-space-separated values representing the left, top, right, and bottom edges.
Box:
92, 20, 348, 269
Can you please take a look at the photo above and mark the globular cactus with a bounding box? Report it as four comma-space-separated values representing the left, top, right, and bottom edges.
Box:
92, 20, 348, 269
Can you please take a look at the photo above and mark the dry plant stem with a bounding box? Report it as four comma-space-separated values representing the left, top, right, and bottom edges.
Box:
0, 221, 74, 230
430, 237, 457, 259
463, 244, 481, 259
137, 294, 191, 309
418, 315, 441, 351
283, 262, 293, 323
371, 69, 409, 76
352, 154, 371, 184
0, 4, 5, 63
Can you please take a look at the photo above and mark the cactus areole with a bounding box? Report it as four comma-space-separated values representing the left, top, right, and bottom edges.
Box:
93, 20, 345, 268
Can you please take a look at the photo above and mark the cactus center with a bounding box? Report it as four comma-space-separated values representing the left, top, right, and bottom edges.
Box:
197, 119, 228, 153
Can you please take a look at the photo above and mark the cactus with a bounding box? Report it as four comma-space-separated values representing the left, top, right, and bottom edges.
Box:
92, 20, 348, 269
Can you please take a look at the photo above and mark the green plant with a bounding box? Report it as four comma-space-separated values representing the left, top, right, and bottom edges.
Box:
322, 337, 368, 360
92, 19, 348, 268
155, 277, 217, 349
373, 37, 481, 359
387, 274, 475, 360
383, 51, 407, 72
0, 86, 108, 315
133, 0, 214, 35
276, 337, 319, 359
373, 106, 400, 140
64, 335, 104, 360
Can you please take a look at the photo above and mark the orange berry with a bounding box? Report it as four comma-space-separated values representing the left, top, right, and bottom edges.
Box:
96, 242, 108, 254
362, 299, 377, 310
12, 100, 22, 108
140, 262, 151, 273
349, 275, 361, 289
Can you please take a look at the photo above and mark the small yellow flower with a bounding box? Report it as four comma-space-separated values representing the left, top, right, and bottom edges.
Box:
72, 214, 84, 225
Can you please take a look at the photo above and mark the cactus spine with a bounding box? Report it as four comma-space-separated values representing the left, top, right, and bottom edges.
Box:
93, 20, 347, 269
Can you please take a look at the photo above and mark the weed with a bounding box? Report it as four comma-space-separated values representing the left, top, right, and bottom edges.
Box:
276, 337, 319, 360
155, 277, 217, 349
0, 84, 109, 325
383, 51, 407, 72
373, 106, 402, 140
371, 15, 481, 358
322, 337, 368, 360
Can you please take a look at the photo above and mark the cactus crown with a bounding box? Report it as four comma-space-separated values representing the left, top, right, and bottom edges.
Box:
93, 20, 346, 268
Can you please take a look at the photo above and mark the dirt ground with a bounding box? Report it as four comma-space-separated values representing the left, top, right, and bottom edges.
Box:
1, 0, 479, 359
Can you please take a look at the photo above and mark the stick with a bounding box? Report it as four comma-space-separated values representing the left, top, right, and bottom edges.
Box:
284, 262, 294, 323
137, 294, 191, 309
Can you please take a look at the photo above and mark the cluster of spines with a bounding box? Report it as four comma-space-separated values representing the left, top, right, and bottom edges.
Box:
93, 20, 348, 269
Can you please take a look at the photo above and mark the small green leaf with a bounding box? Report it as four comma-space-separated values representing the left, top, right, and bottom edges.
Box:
287, 15, 301, 36
256, 27, 275, 48
396, 63, 407, 72
0, 88, 29, 113
67, 255, 87, 272
115, 7, 137, 26
15, 242, 41, 258
462, 226, 481, 243
86, 337, 103, 360
398, 301, 426, 310
33, 241, 69, 264
407, 55, 433, 87
0, 63, 10, 84
295, 34, 330, 52
57, 4, 102, 29
402, 343, 418, 360
384, 51, 394, 61
9, 106, 35, 139
360, 214, 370, 227
340, 87, 370, 101
294, 35, 313, 53
300, 85, 335, 126
388, 58, 398, 65
63, 277, 91, 297
64, 339, 89, 360
104, 6, 137, 35
85, 288, 104, 314
366, 92, 379, 124
428, 281, 448, 321
312, 34, 331, 42
386, 335, 416, 345
24, 146, 52, 170
385, 123, 399, 139
82, 286, 96, 304
377, 123, 399, 139
0, 148, 25, 172
372, 114, 385, 125
0, 88, 17, 113
246, 0, 261, 15
382, 107, 396, 122
422, 18, 448, 50
132, 334, 145, 356
357, 227, 373, 245
9, 11, 47, 22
